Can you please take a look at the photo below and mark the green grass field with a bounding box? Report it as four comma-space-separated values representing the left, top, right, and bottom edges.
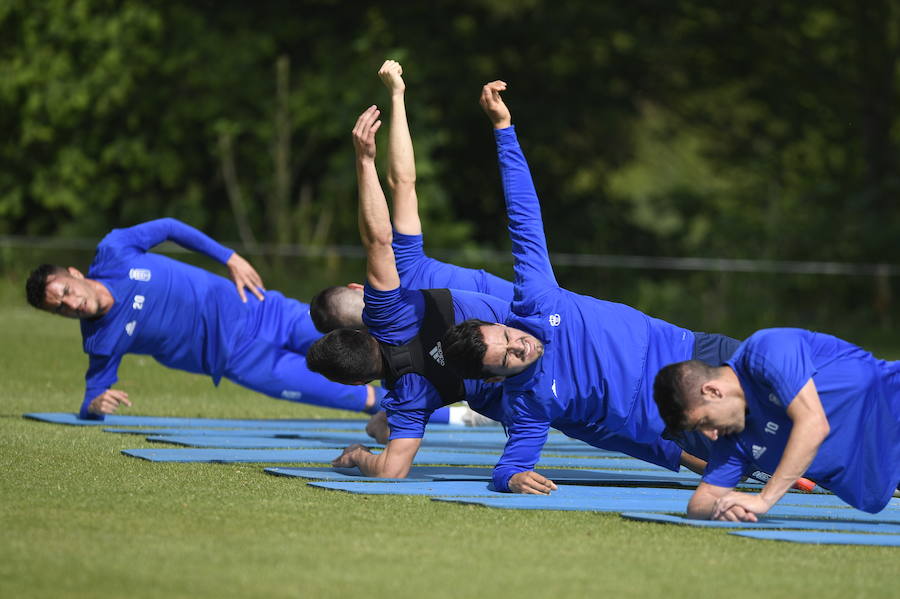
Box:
1, 278, 897, 599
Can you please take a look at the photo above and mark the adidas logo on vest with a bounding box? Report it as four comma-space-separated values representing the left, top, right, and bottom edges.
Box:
429, 342, 446, 366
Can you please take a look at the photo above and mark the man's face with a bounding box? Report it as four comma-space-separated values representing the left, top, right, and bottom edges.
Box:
42, 270, 104, 319
683, 393, 746, 441
479, 323, 544, 378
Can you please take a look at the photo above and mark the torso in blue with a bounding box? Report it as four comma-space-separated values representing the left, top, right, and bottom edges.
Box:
703, 328, 900, 513
362, 284, 510, 439
490, 126, 695, 490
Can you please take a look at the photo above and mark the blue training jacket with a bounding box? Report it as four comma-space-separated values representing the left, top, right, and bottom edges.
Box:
706, 328, 900, 513
78, 219, 325, 417
491, 127, 696, 491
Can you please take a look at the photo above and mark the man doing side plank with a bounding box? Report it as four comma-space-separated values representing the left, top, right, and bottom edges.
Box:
654, 328, 899, 520
442, 82, 778, 494
306, 98, 513, 478
26, 218, 381, 419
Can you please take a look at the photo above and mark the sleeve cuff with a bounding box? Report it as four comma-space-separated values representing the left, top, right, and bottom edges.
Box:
493, 125, 517, 146
492, 467, 515, 492
212, 246, 235, 265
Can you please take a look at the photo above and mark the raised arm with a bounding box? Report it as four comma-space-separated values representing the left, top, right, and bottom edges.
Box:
112, 218, 234, 262
379, 60, 422, 236
711, 378, 829, 520
352, 106, 400, 291
108, 218, 264, 302
481, 82, 558, 299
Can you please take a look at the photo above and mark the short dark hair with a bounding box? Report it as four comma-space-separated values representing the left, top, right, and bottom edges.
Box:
653, 360, 715, 432
306, 328, 382, 384
442, 319, 493, 379
310, 286, 358, 333
25, 264, 67, 309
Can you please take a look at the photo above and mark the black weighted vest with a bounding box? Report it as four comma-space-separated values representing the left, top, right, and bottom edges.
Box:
379, 288, 466, 406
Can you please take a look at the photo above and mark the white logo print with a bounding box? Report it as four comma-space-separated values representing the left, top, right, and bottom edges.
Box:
132, 295, 145, 310
429, 342, 446, 366
125, 321, 137, 336
548, 314, 561, 327
768, 393, 781, 406
281, 390, 302, 400
752, 445, 767, 460
551, 379, 558, 398
129, 268, 151, 281
765, 421, 779, 435
750, 470, 771, 482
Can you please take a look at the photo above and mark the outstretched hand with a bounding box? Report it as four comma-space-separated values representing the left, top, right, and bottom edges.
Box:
352, 106, 382, 161
378, 59, 405, 94
88, 389, 132, 415
480, 81, 511, 129
226, 252, 266, 302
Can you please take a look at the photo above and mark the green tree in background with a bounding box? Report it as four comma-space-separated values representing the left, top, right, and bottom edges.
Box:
1, 0, 896, 331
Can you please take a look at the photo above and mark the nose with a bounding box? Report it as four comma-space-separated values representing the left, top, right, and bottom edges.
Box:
702, 429, 719, 442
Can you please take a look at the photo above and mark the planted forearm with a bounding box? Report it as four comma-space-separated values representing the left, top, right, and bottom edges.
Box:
759, 417, 828, 507
687, 483, 731, 519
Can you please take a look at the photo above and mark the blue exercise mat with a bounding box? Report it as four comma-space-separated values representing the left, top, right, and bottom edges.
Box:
433, 495, 900, 522
309, 480, 498, 496
129, 429, 611, 455
265, 466, 700, 486
434, 494, 690, 512
26, 412, 479, 432
140, 434, 625, 458
25, 413, 370, 429
121, 447, 674, 470
145, 435, 347, 449
620, 512, 900, 534
293, 431, 607, 453
428, 469, 701, 486
104, 427, 517, 439
307, 482, 858, 508
729, 530, 900, 547
106, 427, 337, 437
265, 467, 437, 482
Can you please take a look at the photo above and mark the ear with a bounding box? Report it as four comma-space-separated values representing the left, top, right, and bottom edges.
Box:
347, 282, 364, 291
485, 375, 506, 383
67, 267, 85, 279
700, 380, 722, 401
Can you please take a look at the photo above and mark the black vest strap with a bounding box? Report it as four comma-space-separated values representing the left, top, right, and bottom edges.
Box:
379, 289, 466, 406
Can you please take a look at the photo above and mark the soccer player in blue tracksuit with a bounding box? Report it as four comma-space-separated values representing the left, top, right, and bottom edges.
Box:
308, 61, 513, 436
442, 82, 745, 494
307, 99, 555, 479
25, 218, 381, 420
654, 328, 900, 519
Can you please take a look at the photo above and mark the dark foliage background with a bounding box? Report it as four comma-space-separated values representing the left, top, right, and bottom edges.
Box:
1, 0, 896, 341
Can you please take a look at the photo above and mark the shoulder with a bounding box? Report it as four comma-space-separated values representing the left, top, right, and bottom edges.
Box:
732, 329, 800, 370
